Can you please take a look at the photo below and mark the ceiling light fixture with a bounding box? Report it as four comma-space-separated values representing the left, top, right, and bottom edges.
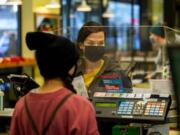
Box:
35, 7, 50, 13
45, 0, 60, 9
0, 0, 7, 4
77, 0, 91, 12
6, 0, 22, 5
102, 8, 114, 18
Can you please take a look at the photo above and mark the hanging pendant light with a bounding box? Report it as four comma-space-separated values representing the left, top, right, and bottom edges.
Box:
102, 9, 114, 18
0, 0, 7, 5
102, 2, 114, 18
6, 0, 22, 5
45, 0, 60, 9
77, 0, 92, 12
35, 7, 50, 13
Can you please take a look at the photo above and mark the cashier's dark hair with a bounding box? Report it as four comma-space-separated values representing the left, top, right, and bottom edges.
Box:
25, 32, 79, 93
77, 21, 105, 54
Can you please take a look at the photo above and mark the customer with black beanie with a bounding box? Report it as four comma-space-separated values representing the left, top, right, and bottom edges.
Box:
10, 32, 99, 135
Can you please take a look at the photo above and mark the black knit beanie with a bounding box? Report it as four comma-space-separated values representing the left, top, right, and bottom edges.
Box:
26, 32, 79, 80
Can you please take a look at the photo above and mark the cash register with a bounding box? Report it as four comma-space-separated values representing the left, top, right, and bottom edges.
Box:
93, 92, 171, 124
0, 74, 39, 108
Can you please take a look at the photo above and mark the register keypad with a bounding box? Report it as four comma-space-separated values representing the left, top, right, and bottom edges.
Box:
116, 100, 166, 117
144, 101, 166, 116
117, 101, 134, 115
133, 101, 145, 115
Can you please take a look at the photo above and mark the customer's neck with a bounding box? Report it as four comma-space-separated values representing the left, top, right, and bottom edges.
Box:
36, 79, 64, 93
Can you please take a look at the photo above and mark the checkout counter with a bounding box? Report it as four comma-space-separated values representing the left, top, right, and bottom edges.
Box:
90, 26, 179, 135
0, 26, 180, 135
92, 82, 175, 135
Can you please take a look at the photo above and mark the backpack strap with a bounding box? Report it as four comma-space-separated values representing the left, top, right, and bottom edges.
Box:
41, 93, 73, 135
24, 96, 39, 135
24, 93, 73, 135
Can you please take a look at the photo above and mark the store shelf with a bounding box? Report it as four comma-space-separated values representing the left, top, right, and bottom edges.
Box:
0, 59, 36, 69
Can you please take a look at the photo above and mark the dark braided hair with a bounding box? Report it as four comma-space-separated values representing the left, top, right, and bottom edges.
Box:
62, 76, 76, 93
61, 63, 78, 93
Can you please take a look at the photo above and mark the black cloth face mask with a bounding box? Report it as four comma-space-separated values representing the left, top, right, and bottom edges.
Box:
84, 46, 105, 62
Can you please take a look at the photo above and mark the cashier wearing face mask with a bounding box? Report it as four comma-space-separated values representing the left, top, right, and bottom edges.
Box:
75, 20, 133, 135
76, 21, 132, 98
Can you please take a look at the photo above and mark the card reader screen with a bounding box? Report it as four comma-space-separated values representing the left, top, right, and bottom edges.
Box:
95, 102, 117, 108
